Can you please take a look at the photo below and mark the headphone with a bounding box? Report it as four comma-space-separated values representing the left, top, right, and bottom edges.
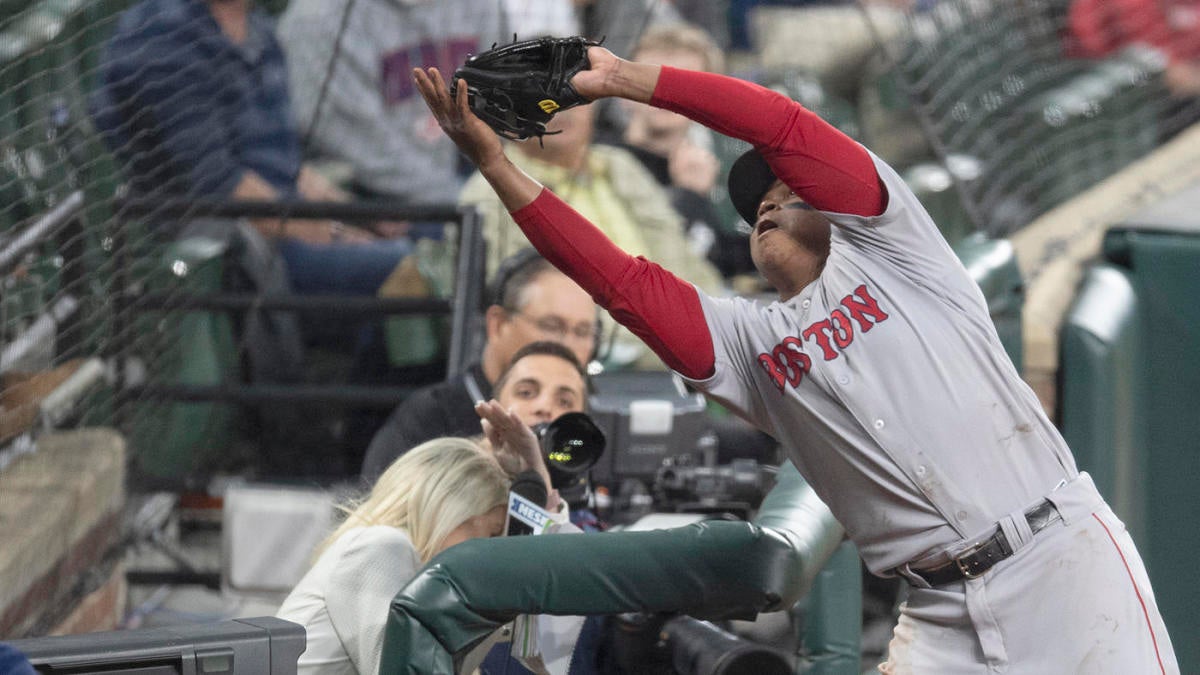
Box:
486, 246, 547, 310
486, 246, 608, 363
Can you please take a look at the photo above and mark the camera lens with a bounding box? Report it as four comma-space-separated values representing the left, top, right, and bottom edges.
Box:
536, 412, 606, 488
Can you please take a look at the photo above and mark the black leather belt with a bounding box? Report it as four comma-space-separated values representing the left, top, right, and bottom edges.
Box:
905, 500, 1062, 587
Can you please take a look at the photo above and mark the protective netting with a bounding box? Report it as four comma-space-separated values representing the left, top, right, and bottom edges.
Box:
861, 0, 1194, 238
711, 0, 1200, 244
1, 0, 1198, 637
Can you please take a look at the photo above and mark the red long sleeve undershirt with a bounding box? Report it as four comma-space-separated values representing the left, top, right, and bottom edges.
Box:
511, 66, 884, 380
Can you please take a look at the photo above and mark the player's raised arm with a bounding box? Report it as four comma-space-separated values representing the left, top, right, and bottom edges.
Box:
412, 67, 541, 212
574, 48, 885, 218
412, 67, 716, 380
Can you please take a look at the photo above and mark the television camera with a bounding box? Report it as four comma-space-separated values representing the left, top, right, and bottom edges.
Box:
528, 372, 792, 675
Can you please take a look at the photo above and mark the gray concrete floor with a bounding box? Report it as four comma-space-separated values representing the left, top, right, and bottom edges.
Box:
122, 504, 286, 630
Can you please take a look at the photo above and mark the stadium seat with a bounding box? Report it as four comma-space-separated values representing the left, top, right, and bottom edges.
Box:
0, 44, 37, 233
902, 160, 973, 246
866, 0, 1115, 233
126, 236, 239, 481
381, 238, 452, 369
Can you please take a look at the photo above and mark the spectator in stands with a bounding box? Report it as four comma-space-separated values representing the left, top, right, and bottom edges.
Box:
277, 401, 572, 675
276, 0, 507, 208
460, 102, 724, 369
615, 23, 755, 279
577, 0, 730, 145
92, 0, 412, 298
576, 0, 730, 63
361, 249, 597, 481
1068, 0, 1200, 97
502, 0, 580, 39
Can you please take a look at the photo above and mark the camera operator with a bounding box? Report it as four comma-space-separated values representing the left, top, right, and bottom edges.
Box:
362, 248, 597, 482
472, 341, 608, 675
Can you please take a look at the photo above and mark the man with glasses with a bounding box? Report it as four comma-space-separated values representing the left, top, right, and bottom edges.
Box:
361, 249, 597, 482
460, 100, 725, 371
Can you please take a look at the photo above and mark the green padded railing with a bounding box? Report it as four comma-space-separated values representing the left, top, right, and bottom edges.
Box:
953, 233, 1024, 368
379, 462, 848, 674
1059, 186, 1200, 673
1060, 264, 1145, 539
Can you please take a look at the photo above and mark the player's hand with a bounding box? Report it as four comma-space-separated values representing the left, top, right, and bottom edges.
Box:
572, 46, 659, 104
570, 46, 620, 101
413, 67, 504, 169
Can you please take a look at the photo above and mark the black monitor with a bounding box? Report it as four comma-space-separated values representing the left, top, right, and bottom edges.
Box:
6, 617, 304, 675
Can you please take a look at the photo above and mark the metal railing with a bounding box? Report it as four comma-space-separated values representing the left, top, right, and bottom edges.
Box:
113, 197, 485, 409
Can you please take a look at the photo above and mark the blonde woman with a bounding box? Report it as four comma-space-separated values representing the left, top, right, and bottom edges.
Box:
277, 402, 548, 675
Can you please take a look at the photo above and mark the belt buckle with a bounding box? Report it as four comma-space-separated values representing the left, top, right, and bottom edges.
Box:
953, 540, 988, 579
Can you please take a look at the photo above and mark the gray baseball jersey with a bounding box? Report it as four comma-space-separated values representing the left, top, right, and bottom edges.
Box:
505, 61, 1177, 672
681, 153, 1077, 573
677, 154, 1178, 672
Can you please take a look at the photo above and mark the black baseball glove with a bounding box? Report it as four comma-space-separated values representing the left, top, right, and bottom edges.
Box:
452, 36, 601, 141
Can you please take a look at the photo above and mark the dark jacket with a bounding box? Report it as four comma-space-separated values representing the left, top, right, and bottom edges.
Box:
360, 363, 492, 482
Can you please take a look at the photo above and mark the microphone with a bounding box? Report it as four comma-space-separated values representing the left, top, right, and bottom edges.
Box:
511, 469, 548, 507
507, 470, 548, 536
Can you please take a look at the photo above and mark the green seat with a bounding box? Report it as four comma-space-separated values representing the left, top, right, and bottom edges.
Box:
1092, 47, 1168, 169
0, 17, 69, 327
0, 41, 37, 234
126, 237, 239, 481
902, 160, 974, 246
2, 3, 120, 356
383, 238, 452, 368
857, 51, 935, 169
0, 0, 34, 26
866, 0, 1104, 232
764, 69, 861, 140
953, 233, 1023, 368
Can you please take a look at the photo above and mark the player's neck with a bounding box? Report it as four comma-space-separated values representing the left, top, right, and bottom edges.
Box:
772, 258, 825, 302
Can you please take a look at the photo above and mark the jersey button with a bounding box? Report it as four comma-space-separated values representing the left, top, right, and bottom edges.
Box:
956, 510, 969, 522
837, 375, 850, 385
802, 299, 811, 308
916, 465, 926, 476
873, 419, 885, 430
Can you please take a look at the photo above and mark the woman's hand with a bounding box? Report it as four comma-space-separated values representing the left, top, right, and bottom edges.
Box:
475, 400, 561, 512
476, 400, 542, 474
413, 67, 506, 170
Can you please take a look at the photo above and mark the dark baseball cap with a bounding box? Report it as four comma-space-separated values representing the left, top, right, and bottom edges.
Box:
727, 148, 779, 226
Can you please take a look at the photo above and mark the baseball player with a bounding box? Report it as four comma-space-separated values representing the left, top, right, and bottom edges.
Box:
413, 43, 1178, 673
